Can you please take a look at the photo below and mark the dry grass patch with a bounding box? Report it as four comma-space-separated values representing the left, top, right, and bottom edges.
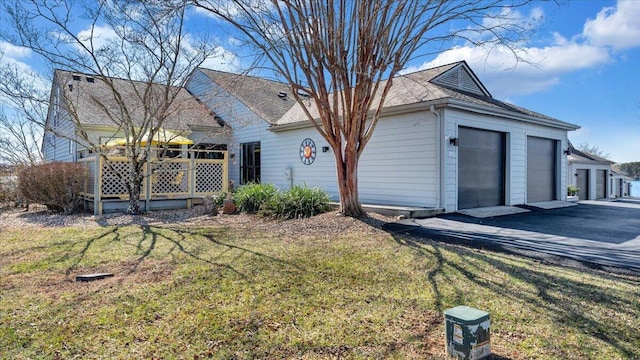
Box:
0, 211, 638, 359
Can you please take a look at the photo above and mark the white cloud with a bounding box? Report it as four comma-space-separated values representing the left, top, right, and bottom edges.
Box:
0, 41, 34, 74
201, 45, 241, 72
0, 41, 31, 60
583, 0, 640, 50
76, 25, 119, 51
404, 1, 640, 99
72, 24, 242, 78
405, 36, 610, 98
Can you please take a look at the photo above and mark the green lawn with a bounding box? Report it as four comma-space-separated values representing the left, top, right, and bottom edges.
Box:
0, 220, 638, 359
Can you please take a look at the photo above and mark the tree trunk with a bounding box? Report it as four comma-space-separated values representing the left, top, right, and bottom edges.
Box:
126, 163, 143, 215
335, 146, 364, 217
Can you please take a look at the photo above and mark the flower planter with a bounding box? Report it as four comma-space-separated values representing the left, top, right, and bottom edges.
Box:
567, 195, 579, 202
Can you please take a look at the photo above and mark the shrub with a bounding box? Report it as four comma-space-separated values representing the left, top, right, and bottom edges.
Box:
233, 183, 330, 219
567, 185, 580, 196
18, 162, 86, 214
0, 174, 19, 205
234, 183, 278, 214
261, 185, 330, 219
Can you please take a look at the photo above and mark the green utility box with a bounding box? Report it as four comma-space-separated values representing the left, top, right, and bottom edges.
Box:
444, 306, 491, 360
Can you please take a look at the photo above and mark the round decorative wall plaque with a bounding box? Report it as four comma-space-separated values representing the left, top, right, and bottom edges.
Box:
299, 138, 317, 165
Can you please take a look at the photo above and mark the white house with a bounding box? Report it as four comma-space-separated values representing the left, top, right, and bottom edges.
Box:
186, 61, 580, 213
42, 69, 230, 214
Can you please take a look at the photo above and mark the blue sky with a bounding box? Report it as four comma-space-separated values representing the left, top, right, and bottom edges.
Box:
1, 1, 639, 162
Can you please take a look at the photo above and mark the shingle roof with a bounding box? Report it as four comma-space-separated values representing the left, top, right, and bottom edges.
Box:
54, 70, 218, 131
567, 141, 615, 165
275, 61, 579, 130
197, 68, 297, 124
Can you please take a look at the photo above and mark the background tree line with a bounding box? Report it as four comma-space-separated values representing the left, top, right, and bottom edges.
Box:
618, 162, 640, 179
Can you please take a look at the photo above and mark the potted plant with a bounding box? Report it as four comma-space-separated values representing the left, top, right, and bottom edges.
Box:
567, 185, 579, 202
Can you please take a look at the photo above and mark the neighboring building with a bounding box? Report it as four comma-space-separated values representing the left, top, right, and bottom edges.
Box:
611, 166, 633, 198
186, 61, 580, 213
566, 142, 617, 200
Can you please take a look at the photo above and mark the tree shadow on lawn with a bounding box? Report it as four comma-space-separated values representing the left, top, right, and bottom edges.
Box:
381, 222, 640, 359
55, 224, 302, 281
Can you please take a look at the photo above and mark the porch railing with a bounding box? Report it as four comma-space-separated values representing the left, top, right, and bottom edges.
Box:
77, 150, 228, 214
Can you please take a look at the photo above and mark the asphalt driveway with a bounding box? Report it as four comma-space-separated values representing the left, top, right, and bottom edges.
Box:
383, 199, 640, 274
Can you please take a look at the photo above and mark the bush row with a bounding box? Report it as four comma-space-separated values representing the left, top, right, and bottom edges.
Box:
14, 162, 330, 219
233, 183, 330, 219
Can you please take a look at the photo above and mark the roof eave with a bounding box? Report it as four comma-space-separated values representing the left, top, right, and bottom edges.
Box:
270, 97, 579, 132
445, 99, 580, 131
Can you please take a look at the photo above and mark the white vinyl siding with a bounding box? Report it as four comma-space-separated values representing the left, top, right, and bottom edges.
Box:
187, 69, 275, 187
43, 106, 76, 163
188, 69, 440, 207
261, 111, 438, 207
358, 111, 438, 207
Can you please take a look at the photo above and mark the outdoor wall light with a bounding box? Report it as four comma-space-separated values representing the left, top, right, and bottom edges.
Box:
449, 137, 458, 146
322, 146, 330, 153
574, 173, 578, 177
229, 152, 235, 159
563, 148, 571, 155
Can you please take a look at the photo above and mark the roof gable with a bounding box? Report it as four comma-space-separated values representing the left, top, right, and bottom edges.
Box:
430, 61, 491, 97
197, 68, 296, 124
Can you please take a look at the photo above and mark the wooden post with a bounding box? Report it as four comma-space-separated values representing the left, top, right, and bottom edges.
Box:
94, 156, 103, 215
145, 157, 151, 212
188, 156, 195, 209
223, 151, 229, 193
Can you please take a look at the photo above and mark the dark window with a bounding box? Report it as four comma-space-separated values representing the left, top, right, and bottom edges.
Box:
241, 142, 261, 184
189, 143, 227, 159
158, 144, 182, 159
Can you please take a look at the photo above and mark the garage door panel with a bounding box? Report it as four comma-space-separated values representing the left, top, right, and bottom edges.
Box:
576, 169, 589, 200
527, 136, 557, 203
458, 127, 505, 209
596, 170, 606, 199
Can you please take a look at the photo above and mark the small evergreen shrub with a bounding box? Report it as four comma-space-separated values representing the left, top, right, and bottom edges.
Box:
567, 185, 580, 196
261, 185, 330, 219
233, 183, 330, 219
234, 183, 278, 214
18, 162, 86, 214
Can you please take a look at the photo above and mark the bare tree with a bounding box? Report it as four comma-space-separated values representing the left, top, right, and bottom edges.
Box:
0, 59, 47, 166
193, 0, 536, 216
2, 0, 214, 214
577, 142, 611, 160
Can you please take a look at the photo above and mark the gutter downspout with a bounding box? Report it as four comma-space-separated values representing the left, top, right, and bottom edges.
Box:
430, 105, 446, 211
